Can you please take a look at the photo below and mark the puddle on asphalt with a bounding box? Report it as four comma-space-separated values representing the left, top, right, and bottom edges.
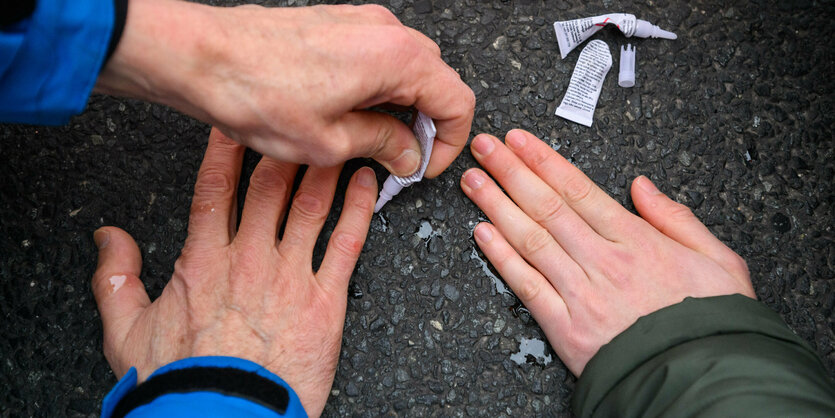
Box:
416, 220, 434, 239
470, 247, 511, 295
510, 337, 553, 366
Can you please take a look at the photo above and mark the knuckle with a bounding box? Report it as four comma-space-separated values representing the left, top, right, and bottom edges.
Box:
563, 175, 595, 204
350, 196, 374, 213
463, 86, 477, 111
332, 231, 364, 257
360, 4, 399, 24
515, 276, 541, 304
448, 79, 476, 118
427, 39, 442, 56
248, 162, 290, 196
382, 28, 422, 61
229, 243, 265, 276
497, 161, 522, 181
291, 191, 327, 222
322, 130, 354, 162
528, 148, 549, 170
373, 117, 398, 156
530, 195, 566, 225
194, 169, 236, 200
669, 202, 696, 220
520, 227, 553, 256
93, 272, 135, 297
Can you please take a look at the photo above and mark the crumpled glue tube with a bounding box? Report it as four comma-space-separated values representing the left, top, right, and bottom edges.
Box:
553, 13, 677, 59
555, 40, 612, 127
374, 112, 436, 213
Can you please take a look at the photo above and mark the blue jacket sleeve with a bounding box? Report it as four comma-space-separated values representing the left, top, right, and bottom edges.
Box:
0, 0, 114, 125
101, 356, 308, 418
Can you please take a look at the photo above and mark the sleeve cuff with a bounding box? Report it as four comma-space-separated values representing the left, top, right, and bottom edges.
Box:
0, 0, 114, 124
102, 356, 307, 418
572, 294, 823, 416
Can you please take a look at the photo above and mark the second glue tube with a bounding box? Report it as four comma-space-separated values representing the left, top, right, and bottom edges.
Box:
374, 112, 436, 213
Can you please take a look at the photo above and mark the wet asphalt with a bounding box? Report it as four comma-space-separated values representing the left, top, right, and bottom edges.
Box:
1, 0, 833, 416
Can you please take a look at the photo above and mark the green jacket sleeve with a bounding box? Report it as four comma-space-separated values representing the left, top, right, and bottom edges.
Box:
573, 294, 835, 417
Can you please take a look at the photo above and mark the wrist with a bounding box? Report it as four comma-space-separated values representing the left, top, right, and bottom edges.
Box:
94, 0, 223, 122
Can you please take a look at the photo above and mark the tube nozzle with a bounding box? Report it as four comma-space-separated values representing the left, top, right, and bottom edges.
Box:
634, 19, 678, 40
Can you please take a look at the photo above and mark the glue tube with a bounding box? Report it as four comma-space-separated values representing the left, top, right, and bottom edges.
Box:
555, 40, 612, 127
553, 13, 677, 59
374, 112, 436, 213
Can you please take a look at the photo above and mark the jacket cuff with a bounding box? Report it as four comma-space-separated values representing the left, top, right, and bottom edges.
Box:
0, 0, 36, 27
572, 294, 820, 415
0, 0, 113, 124
101, 356, 307, 418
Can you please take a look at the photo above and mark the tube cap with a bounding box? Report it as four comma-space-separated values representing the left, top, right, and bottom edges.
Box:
619, 44, 636, 88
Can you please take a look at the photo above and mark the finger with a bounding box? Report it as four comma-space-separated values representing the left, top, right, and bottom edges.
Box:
460, 168, 589, 295
336, 29, 473, 178
317, 167, 377, 291
473, 223, 570, 326
330, 110, 423, 177
279, 165, 342, 258
187, 128, 246, 248
91, 227, 150, 377
631, 176, 753, 283
414, 67, 476, 179
236, 158, 299, 244
470, 134, 607, 264
504, 129, 635, 241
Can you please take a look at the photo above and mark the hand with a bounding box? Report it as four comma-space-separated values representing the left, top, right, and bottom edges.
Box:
91, 129, 377, 416
95, 0, 475, 178
460, 129, 755, 376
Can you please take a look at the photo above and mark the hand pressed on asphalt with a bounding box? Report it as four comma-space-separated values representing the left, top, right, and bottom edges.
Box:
91, 129, 377, 416
95, 0, 475, 179
460, 129, 756, 376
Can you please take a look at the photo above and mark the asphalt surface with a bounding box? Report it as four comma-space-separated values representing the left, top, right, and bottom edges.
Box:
1, 0, 834, 416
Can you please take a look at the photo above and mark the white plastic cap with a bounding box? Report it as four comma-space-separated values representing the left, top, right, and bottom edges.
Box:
619, 44, 636, 88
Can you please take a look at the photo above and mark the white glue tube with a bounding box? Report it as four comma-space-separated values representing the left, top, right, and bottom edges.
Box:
555, 40, 612, 127
553, 13, 677, 59
374, 112, 436, 213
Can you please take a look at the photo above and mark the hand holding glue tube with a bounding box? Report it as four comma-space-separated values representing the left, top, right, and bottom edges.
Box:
554, 13, 677, 59
374, 112, 436, 212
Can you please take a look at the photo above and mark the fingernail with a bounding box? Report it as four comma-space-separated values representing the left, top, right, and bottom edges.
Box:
637, 176, 661, 195
389, 149, 421, 176
505, 131, 526, 150
463, 170, 485, 190
474, 224, 493, 242
93, 229, 110, 249
471, 135, 494, 156
357, 167, 376, 188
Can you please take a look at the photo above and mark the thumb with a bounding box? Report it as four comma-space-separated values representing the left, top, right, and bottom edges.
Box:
334, 110, 422, 177
630, 176, 753, 291
91, 227, 151, 375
